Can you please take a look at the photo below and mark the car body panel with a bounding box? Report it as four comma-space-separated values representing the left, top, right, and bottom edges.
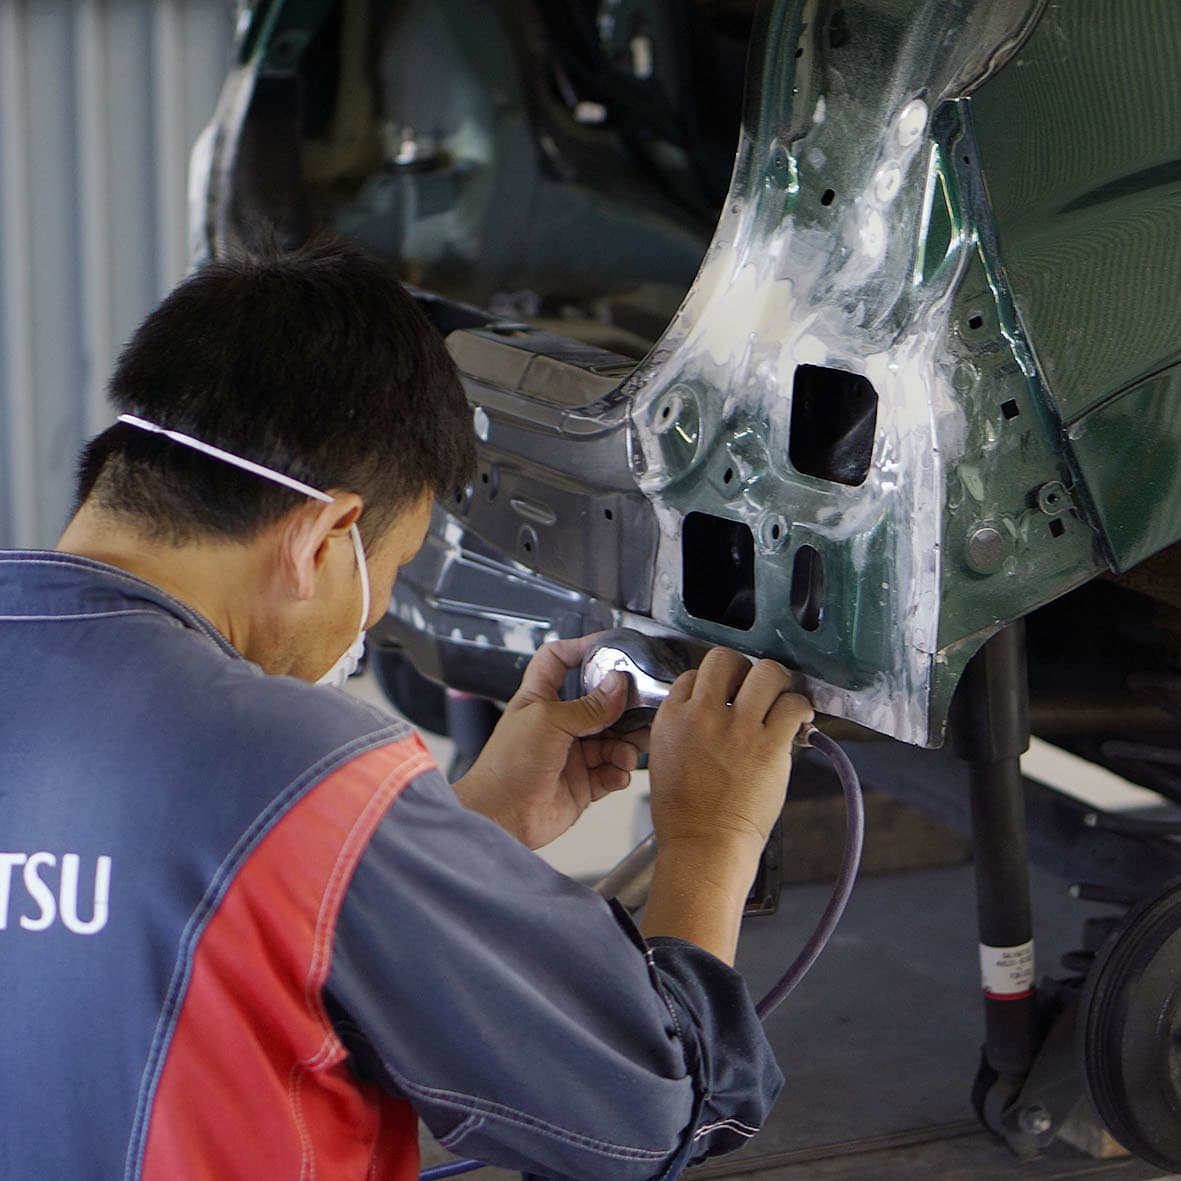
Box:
200, 0, 1181, 746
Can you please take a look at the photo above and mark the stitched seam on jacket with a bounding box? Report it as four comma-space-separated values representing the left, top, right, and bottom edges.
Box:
0, 609, 167, 621
123, 725, 412, 1181
302, 750, 434, 1056
437, 1113, 483, 1149
693, 1118, 759, 1139
384, 1070, 675, 1161
290, 752, 434, 1178
644, 948, 686, 1043
288, 1063, 316, 1181
0, 555, 235, 649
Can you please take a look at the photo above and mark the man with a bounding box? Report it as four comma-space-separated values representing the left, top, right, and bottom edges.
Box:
0, 238, 812, 1179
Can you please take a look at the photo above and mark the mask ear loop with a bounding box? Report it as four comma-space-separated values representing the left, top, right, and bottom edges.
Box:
116, 414, 335, 504
348, 524, 371, 632
118, 411, 370, 633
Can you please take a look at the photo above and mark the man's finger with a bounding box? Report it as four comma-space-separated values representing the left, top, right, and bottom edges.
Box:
597, 738, 639, 772
608, 724, 650, 754
732, 659, 794, 723
590, 765, 631, 796
541, 670, 628, 737
765, 691, 815, 743
578, 736, 637, 774
664, 668, 697, 707
691, 647, 750, 707
515, 636, 599, 702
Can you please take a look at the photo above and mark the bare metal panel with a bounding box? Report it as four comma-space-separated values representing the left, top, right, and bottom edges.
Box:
0, 0, 231, 547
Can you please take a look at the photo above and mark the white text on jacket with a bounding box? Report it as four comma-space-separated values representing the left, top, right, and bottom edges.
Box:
0, 853, 112, 935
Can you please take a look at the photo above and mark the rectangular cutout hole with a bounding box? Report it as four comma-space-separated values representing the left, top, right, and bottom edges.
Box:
1001, 399, 1020, 420
790, 365, 878, 486
1049, 518, 1065, 538
791, 544, 825, 631
682, 512, 756, 631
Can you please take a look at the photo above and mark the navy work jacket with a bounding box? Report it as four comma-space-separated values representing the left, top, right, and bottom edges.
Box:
0, 550, 781, 1179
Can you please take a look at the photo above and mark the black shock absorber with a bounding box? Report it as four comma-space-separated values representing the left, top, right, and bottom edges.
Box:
951, 622, 1038, 1082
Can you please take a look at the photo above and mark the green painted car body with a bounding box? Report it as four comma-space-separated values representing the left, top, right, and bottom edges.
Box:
201, 0, 1181, 745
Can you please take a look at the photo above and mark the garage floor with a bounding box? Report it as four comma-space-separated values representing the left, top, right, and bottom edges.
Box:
421, 860, 1176, 1180
702, 861, 1173, 1180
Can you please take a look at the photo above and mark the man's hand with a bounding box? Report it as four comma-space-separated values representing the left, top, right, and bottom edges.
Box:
642, 648, 813, 965
649, 647, 813, 853
451, 635, 645, 849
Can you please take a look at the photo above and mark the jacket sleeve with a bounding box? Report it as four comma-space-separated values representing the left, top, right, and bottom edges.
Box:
324, 766, 782, 1180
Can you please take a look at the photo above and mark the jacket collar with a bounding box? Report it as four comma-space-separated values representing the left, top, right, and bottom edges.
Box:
0, 549, 240, 659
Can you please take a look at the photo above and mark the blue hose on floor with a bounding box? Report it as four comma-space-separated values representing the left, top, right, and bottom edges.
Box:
420, 730, 865, 1178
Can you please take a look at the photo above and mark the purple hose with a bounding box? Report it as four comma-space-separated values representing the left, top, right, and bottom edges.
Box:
755, 729, 865, 1019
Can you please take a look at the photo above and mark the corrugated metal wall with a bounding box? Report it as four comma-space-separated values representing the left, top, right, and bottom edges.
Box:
0, 0, 233, 548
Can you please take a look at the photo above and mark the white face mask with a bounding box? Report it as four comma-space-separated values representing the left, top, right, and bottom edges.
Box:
117, 413, 372, 685
316, 523, 370, 688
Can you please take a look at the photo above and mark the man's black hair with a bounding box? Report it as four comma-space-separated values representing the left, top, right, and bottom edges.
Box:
76, 235, 476, 548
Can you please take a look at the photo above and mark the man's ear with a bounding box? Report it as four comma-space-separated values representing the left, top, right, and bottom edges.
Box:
279, 493, 363, 601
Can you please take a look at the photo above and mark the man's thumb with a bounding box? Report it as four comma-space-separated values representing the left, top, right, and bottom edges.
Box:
549, 670, 629, 737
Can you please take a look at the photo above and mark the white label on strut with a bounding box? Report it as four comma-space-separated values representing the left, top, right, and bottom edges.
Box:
979, 940, 1034, 999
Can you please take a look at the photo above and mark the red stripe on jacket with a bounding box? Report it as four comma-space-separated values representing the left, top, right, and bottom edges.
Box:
142, 734, 434, 1181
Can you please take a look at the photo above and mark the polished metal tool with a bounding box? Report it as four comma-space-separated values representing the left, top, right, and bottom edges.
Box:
580, 629, 714, 731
